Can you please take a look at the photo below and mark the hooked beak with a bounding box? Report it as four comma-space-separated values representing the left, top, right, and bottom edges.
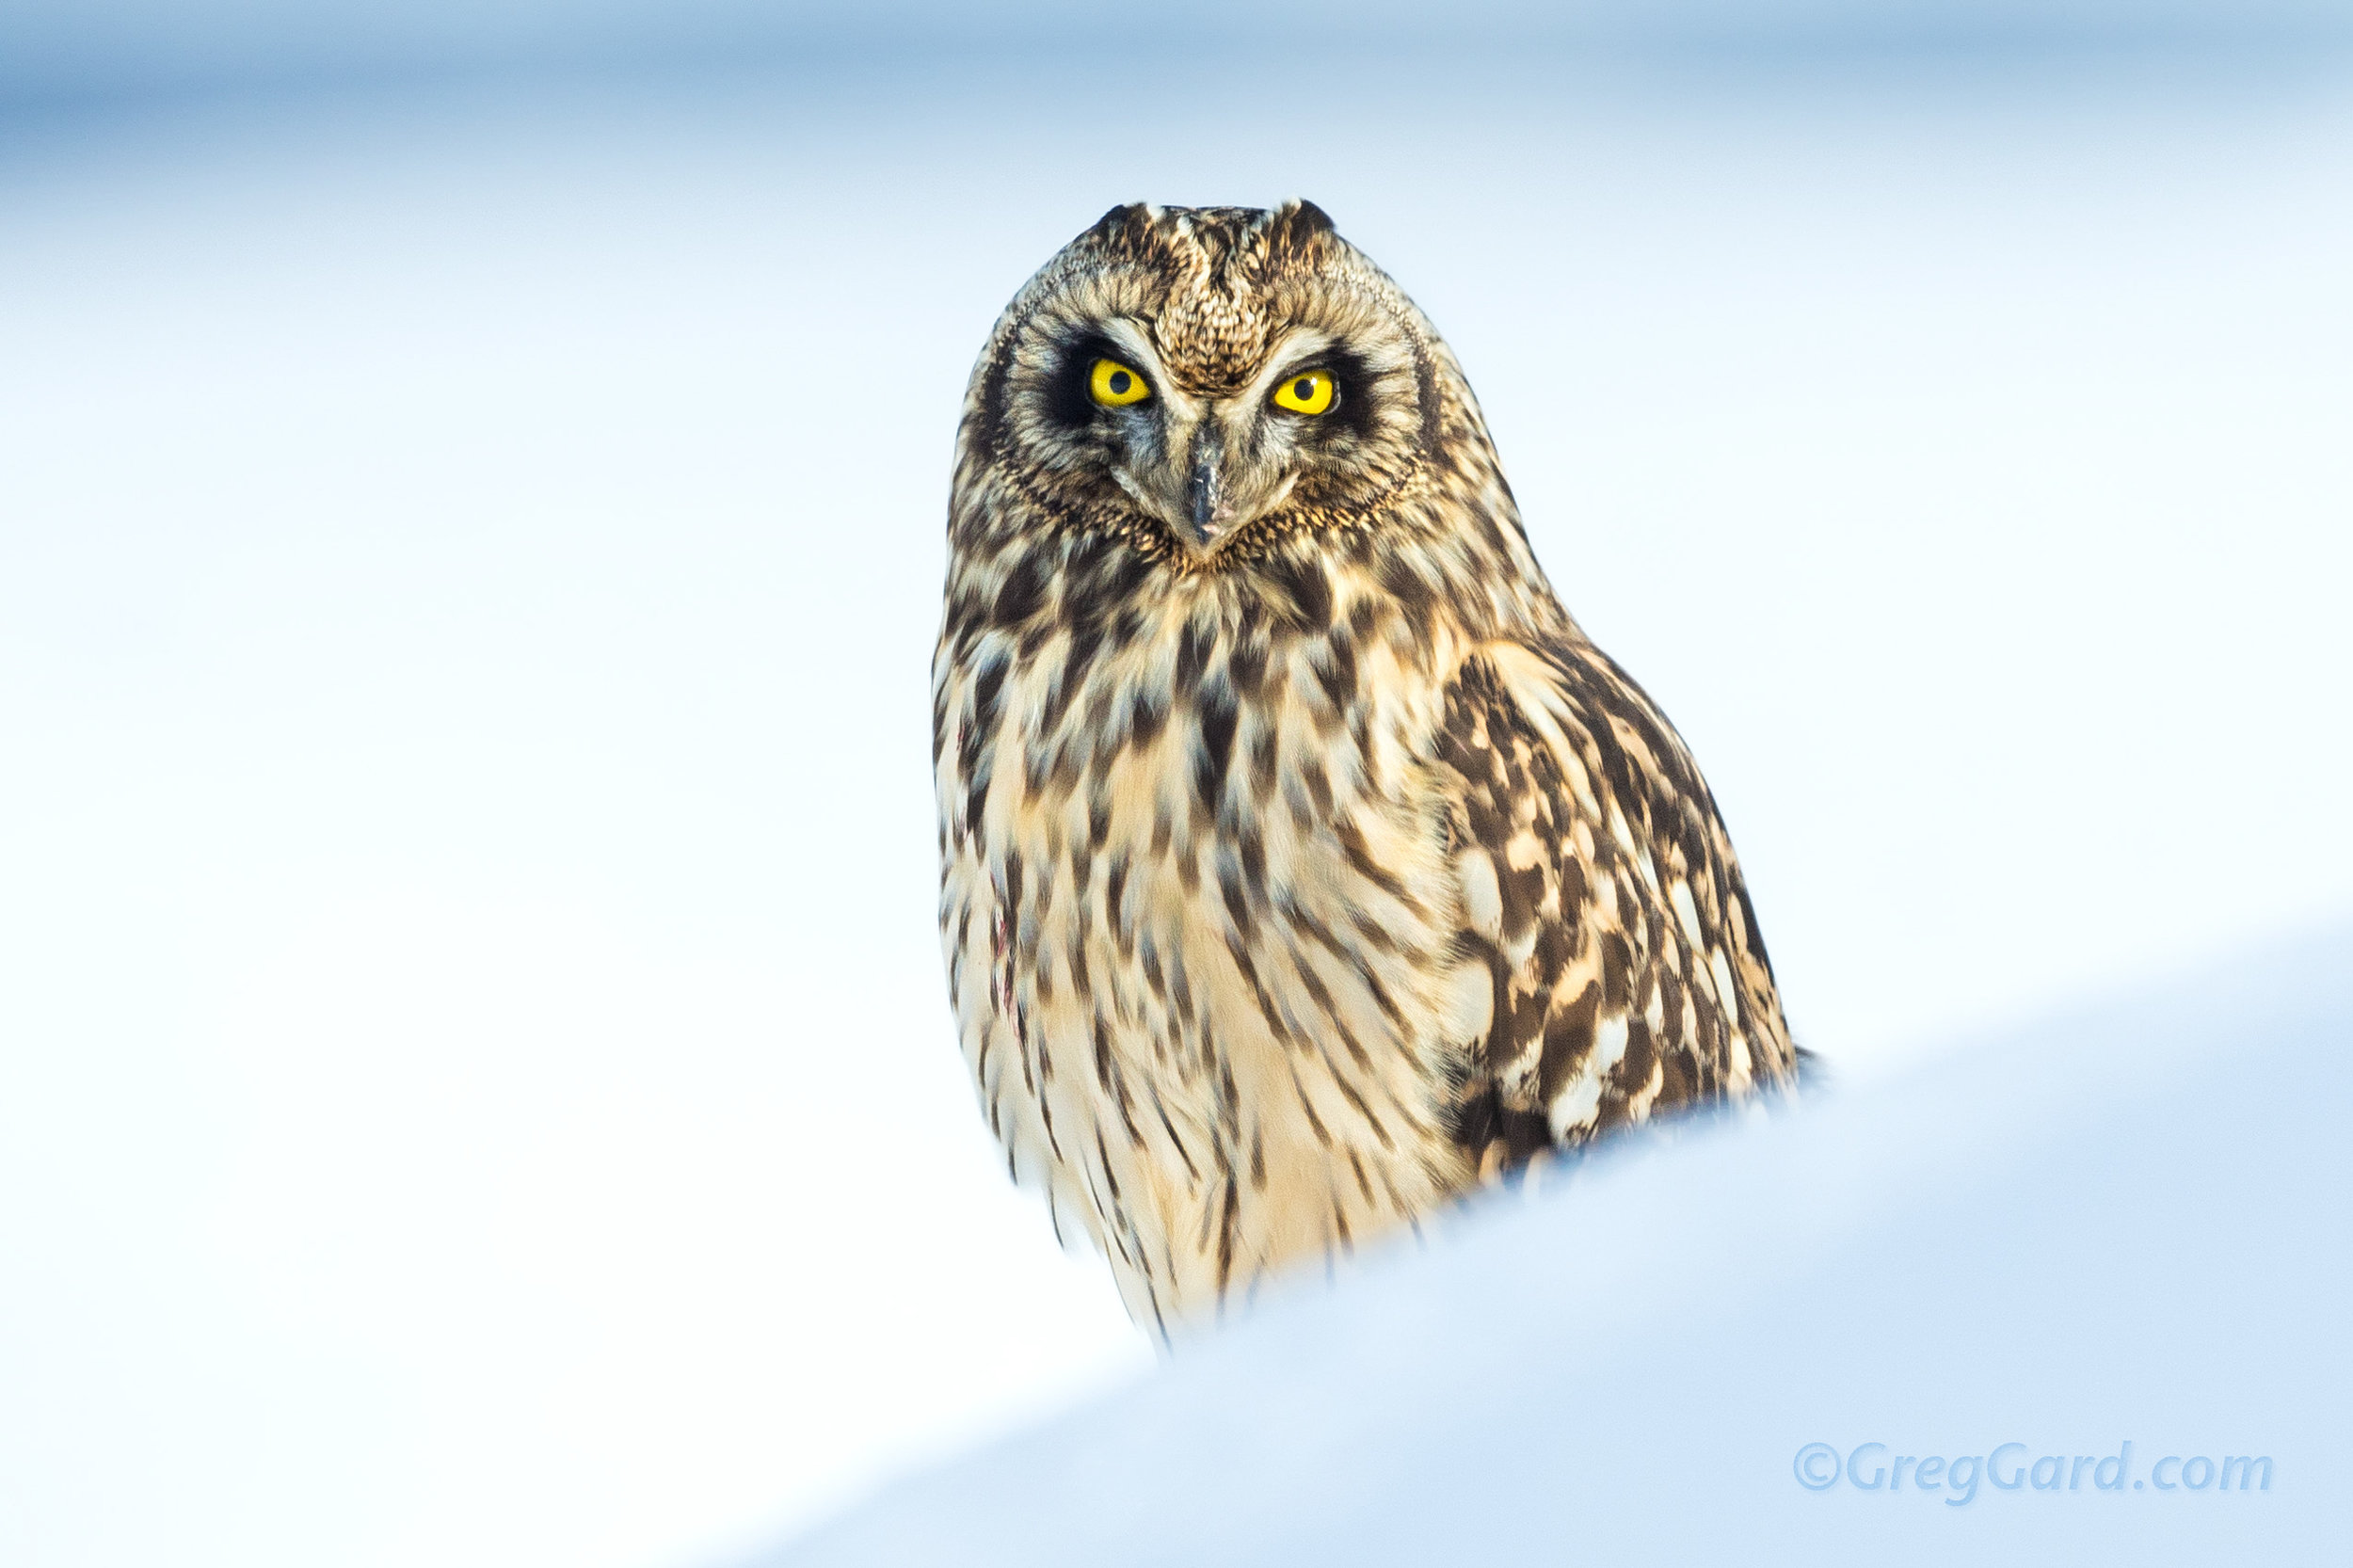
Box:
1183, 422, 1235, 547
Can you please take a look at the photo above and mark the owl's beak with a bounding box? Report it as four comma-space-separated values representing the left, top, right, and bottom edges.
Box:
1183, 424, 1236, 546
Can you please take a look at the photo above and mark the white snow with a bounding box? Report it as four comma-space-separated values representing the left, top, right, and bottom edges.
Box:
771, 920, 2353, 1566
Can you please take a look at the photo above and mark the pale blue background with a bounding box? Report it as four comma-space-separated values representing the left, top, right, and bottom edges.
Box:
2, 6, 2348, 1566
6, 2, 2351, 103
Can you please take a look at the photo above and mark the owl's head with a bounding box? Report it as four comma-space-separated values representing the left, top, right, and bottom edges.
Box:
963, 201, 1473, 568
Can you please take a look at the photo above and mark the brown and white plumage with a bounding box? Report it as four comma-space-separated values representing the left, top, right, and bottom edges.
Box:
933, 201, 1795, 1340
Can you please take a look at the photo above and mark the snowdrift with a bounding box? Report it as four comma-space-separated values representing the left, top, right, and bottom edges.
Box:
767, 921, 2351, 1566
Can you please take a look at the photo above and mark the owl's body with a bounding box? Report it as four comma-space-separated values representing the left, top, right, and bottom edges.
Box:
934, 203, 1794, 1338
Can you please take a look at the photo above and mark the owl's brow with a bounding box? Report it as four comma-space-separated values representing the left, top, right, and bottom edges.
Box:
1253, 328, 1341, 389
1073, 316, 1163, 374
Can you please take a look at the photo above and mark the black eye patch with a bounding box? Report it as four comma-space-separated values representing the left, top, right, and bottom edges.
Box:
1300, 344, 1382, 441
1046, 330, 1139, 429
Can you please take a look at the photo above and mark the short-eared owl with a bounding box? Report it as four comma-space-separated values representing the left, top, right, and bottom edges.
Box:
933, 201, 1795, 1339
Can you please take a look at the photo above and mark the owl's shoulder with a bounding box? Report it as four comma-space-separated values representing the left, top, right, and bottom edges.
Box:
1428, 628, 1795, 1172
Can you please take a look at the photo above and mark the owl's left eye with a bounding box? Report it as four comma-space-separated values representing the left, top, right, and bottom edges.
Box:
1271, 369, 1336, 415
1090, 357, 1152, 408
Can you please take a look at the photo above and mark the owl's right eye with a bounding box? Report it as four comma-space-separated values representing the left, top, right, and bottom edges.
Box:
1089, 358, 1152, 408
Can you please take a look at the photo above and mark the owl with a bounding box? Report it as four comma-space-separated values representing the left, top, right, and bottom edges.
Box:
933, 201, 1797, 1341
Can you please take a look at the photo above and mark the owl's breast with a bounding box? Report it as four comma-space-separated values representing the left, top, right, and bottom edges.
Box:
934, 571, 1488, 1331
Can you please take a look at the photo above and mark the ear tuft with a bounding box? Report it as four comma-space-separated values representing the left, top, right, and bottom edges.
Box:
1085, 201, 1157, 250
1264, 198, 1338, 260
1281, 198, 1336, 236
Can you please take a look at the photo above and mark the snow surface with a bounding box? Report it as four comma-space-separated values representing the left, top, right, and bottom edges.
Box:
770, 922, 2353, 1566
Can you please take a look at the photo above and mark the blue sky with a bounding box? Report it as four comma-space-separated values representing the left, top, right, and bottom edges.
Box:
6, 1, 2350, 104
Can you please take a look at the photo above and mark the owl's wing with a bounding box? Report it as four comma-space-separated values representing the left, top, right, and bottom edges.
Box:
1433, 636, 1796, 1176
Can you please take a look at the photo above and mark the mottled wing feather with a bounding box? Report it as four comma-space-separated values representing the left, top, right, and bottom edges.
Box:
1435, 635, 1793, 1174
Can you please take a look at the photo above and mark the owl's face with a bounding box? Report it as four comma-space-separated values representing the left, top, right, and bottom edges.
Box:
974, 201, 1443, 564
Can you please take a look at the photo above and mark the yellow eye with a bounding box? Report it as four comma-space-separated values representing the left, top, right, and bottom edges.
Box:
1271, 368, 1336, 415
1089, 357, 1151, 408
